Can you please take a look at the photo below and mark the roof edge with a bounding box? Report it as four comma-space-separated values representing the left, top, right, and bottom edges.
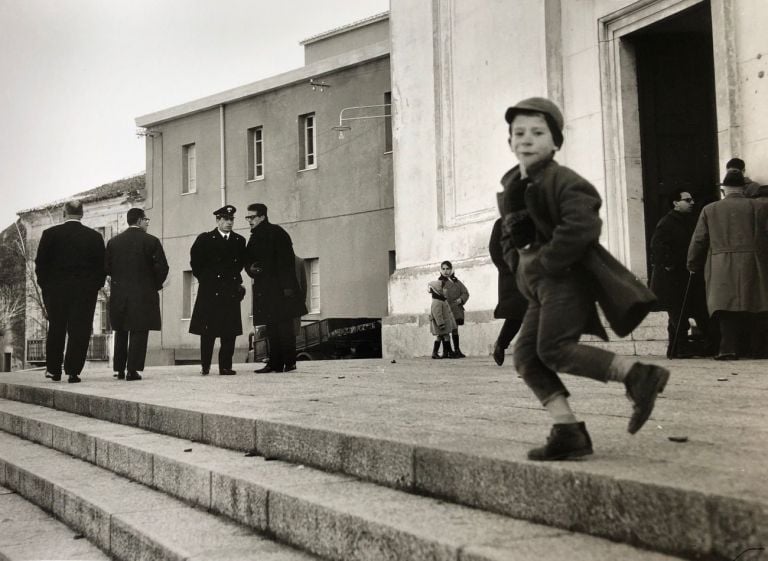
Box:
299, 12, 389, 46
135, 40, 390, 128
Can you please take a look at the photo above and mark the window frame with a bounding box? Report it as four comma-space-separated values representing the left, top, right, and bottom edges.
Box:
298, 113, 317, 171
247, 126, 264, 181
182, 143, 197, 195
384, 92, 393, 154
306, 258, 320, 314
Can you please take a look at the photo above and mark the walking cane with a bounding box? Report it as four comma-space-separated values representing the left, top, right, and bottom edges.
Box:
670, 271, 694, 357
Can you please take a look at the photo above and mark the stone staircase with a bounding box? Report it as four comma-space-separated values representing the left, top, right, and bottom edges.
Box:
0, 363, 764, 561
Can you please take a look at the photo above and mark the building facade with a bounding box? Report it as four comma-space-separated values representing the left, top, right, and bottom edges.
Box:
17, 175, 146, 367
384, 0, 767, 356
136, 14, 394, 364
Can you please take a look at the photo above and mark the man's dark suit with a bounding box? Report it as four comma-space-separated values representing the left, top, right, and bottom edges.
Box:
35, 220, 106, 378
105, 227, 169, 375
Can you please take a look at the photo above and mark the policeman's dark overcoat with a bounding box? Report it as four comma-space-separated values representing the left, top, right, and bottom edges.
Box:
188, 229, 246, 336
245, 220, 308, 324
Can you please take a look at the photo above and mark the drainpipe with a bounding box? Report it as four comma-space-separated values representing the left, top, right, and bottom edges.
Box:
219, 105, 226, 205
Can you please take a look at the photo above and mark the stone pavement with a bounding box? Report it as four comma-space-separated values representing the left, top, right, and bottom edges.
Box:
0, 356, 766, 560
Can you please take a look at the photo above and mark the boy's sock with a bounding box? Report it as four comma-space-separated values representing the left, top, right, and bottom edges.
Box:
544, 394, 578, 425
606, 354, 639, 382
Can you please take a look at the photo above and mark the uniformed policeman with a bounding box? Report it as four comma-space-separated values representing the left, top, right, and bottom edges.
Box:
189, 205, 246, 375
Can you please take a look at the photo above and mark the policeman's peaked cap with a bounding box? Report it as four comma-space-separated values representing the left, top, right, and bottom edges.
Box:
213, 205, 236, 218
504, 97, 564, 148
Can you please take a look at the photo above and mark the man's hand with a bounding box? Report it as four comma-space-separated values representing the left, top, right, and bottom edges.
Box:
455, 298, 463, 305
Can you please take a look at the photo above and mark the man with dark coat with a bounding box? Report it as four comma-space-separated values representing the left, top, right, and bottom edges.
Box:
35, 200, 105, 383
189, 205, 246, 375
649, 190, 711, 358
688, 170, 768, 360
245, 203, 307, 373
105, 208, 169, 381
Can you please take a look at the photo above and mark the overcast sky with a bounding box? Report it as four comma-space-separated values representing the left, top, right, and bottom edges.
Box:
0, 0, 389, 228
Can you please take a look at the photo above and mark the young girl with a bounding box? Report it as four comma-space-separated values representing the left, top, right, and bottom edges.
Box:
428, 279, 456, 359
439, 261, 470, 357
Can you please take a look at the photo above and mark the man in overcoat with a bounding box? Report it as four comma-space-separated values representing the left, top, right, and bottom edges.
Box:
189, 205, 246, 375
649, 190, 711, 358
687, 170, 768, 359
245, 203, 307, 373
500, 97, 669, 461
35, 200, 105, 383
105, 208, 169, 380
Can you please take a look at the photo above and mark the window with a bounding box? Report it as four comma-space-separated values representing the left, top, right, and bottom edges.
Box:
99, 299, 110, 332
306, 258, 320, 313
298, 113, 316, 170
247, 126, 264, 180
388, 250, 396, 275
384, 92, 393, 153
183, 271, 198, 319
182, 143, 197, 194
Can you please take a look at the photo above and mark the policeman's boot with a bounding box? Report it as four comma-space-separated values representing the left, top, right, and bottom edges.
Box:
451, 333, 466, 358
431, 341, 442, 359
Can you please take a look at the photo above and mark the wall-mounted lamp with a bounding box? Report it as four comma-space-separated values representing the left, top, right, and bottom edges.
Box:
309, 78, 331, 92
136, 128, 162, 138
332, 104, 391, 139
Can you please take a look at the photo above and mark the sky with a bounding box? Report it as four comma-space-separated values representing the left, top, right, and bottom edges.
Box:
0, 0, 389, 228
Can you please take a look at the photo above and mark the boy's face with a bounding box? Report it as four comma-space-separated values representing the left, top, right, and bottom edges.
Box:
508, 113, 556, 170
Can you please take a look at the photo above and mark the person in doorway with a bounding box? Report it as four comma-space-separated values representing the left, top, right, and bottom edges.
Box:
35, 200, 106, 384
189, 205, 246, 375
105, 208, 169, 381
489, 217, 528, 365
245, 204, 307, 373
500, 97, 670, 461
725, 158, 763, 198
649, 189, 711, 358
687, 170, 768, 360
428, 280, 457, 358
439, 261, 469, 357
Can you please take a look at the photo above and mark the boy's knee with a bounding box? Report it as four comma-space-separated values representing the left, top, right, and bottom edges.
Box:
537, 342, 570, 372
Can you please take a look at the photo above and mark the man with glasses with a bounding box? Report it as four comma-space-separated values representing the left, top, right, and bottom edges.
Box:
650, 189, 712, 358
189, 205, 246, 375
105, 208, 168, 380
244, 203, 307, 373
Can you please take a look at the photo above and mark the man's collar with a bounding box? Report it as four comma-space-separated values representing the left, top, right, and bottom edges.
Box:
64, 218, 82, 223
217, 229, 230, 237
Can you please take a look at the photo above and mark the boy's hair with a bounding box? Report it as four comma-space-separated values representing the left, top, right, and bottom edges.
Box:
726, 158, 745, 171
671, 189, 689, 203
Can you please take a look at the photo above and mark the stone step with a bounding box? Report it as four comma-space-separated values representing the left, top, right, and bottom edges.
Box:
0, 484, 109, 561
0, 430, 318, 561
0, 362, 764, 561
0, 398, 685, 561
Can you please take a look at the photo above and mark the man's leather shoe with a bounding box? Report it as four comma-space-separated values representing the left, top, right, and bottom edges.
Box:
254, 365, 280, 373
624, 363, 670, 434
528, 422, 593, 461
714, 353, 738, 361
67, 375, 81, 384
283, 364, 297, 372
126, 371, 142, 381
45, 372, 61, 382
219, 369, 236, 376
115, 371, 126, 380
201, 367, 210, 376
492, 344, 505, 366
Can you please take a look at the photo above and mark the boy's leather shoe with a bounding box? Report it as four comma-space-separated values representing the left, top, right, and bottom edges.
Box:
492, 344, 505, 366
714, 353, 737, 361
528, 422, 593, 461
254, 365, 279, 373
625, 363, 670, 434
126, 371, 142, 381
431, 352, 441, 359
67, 375, 81, 384
45, 372, 61, 382
115, 371, 126, 380
201, 367, 210, 376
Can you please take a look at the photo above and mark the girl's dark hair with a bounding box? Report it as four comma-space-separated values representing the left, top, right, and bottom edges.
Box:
440, 260, 453, 269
